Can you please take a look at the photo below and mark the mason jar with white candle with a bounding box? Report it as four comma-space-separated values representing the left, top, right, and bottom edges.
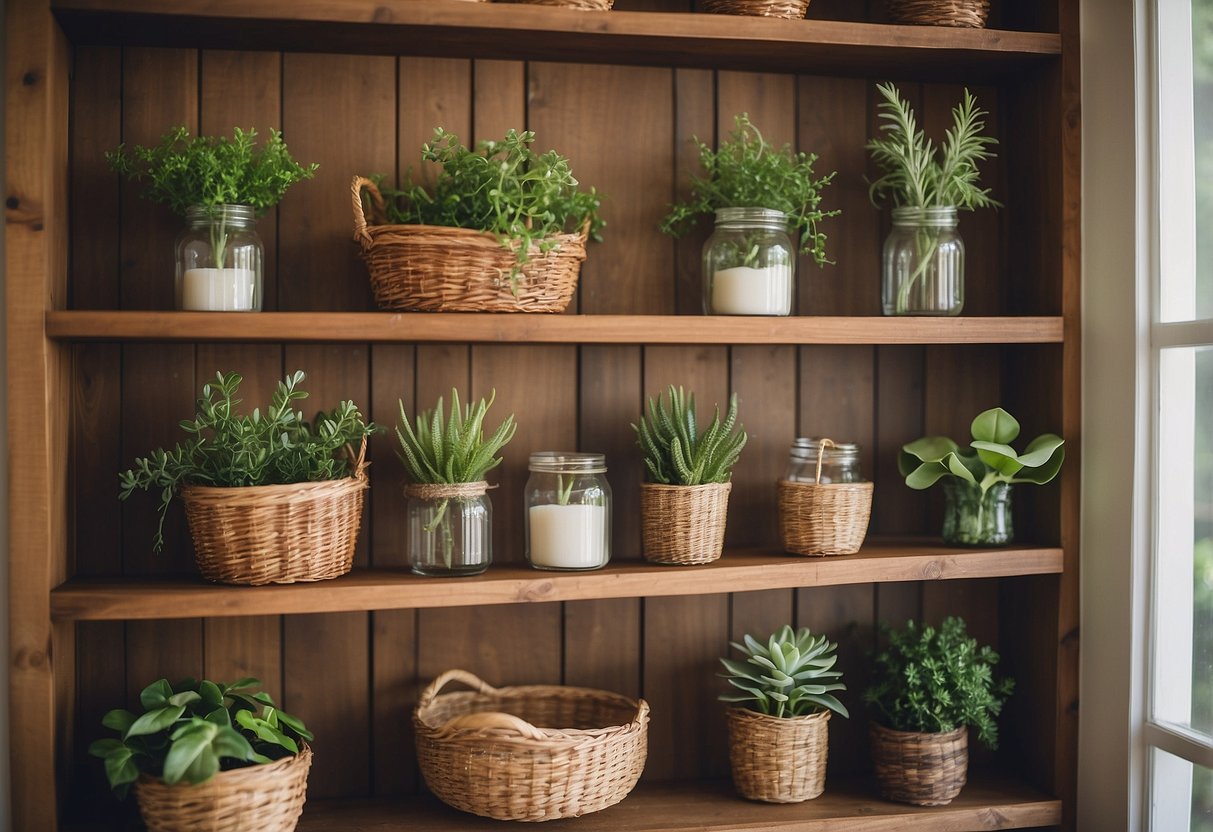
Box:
525, 452, 611, 571
175, 204, 264, 312
702, 207, 795, 316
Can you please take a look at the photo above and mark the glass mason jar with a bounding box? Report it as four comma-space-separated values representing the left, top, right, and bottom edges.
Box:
702, 207, 795, 316
175, 203, 264, 312
405, 483, 492, 576
525, 452, 611, 571
785, 438, 863, 484
941, 480, 1012, 545
882, 206, 964, 317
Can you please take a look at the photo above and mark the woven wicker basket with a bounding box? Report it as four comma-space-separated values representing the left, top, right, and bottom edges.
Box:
352, 176, 587, 313
504, 0, 614, 10
414, 669, 649, 822
886, 0, 989, 27
181, 443, 368, 586
639, 481, 731, 565
134, 745, 311, 832
701, 0, 809, 19
869, 722, 968, 806
727, 708, 829, 803
777, 438, 873, 556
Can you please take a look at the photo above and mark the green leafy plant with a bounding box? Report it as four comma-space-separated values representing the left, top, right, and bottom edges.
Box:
660, 113, 839, 266
719, 625, 849, 719
633, 385, 747, 485
89, 677, 311, 798
119, 370, 376, 552
864, 617, 1013, 748
370, 127, 603, 280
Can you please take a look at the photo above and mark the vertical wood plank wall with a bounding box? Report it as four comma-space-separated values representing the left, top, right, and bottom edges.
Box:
62, 0, 1065, 817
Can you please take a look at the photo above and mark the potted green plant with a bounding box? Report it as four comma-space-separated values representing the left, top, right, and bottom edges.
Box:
864, 617, 1013, 806
661, 114, 838, 317
396, 388, 517, 576
898, 406, 1064, 545
107, 126, 317, 312
89, 677, 312, 832
354, 127, 603, 313
866, 82, 999, 316
719, 625, 849, 803
632, 385, 747, 565
119, 370, 376, 584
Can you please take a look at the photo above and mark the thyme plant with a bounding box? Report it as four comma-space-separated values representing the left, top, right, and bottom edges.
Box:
720, 625, 849, 719
633, 385, 747, 485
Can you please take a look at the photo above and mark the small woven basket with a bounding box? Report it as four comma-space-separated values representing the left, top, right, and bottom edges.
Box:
886, 0, 989, 27
414, 669, 649, 822
701, 0, 809, 19
181, 442, 368, 586
352, 176, 587, 313
727, 708, 829, 803
134, 745, 311, 832
504, 0, 614, 9
778, 438, 873, 556
869, 722, 968, 806
639, 481, 731, 565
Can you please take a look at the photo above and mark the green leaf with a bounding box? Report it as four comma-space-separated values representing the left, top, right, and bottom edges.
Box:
162, 722, 218, 785
88, 738, 127, 758
101, 709, 137, 734
970, 407, 1020, 444
167, 690, 202, 708
971, 441, 1025, 476
199, 680, 225, 709
1009, 444, 1065, 485
904, 461, 951, 490
901, 436, 960, 463
125, 705, 186, 738
140, 679, 174, 710
103, 747, 140, 790
1013, 433, 1065, 468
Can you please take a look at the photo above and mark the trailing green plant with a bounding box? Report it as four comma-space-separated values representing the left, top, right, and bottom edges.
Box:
369, 128, 603, 279
89, 677, 312, 798
660, 113, 839, 266
719, 625, 849, 719
864, 616, 1013, 748
118, 370, 376, 552
633, 385, 747, 485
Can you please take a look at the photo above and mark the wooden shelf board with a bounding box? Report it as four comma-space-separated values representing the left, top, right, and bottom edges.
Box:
51, 543, 1062, 621
293, 774, 1061, 831
51, 0, 1060, 78
46, 311, 1064, 345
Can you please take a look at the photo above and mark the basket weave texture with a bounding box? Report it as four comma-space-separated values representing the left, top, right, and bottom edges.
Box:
134, 745, 311, 832
727, 708, 830, 803
869, 722, 968, 806
504, 0, 614, 9
414, 669, 649, 822
701, 0, 809, 19
639, 481, 731, 565
352, 176, 587, 313
886, 0, 989, 27
777, 438, 872, 556
181, 444, 368, 585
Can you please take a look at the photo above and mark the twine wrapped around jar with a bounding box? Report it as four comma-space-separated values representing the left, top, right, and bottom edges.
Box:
777, 437, 873, 556
404, 481, 490, 501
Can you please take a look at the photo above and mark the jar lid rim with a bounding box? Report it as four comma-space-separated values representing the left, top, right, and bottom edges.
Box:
790, 437, 860, 452
528, 451, 607, 472
714, 206, 789, 223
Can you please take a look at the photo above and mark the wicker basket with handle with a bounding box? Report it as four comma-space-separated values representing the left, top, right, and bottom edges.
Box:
886, 0, 989, 27
777, 437, 873, 556
869, 722, 969, 805
727, 707, 830, 803
414, 669, 649, 822
352, 176, 587, 313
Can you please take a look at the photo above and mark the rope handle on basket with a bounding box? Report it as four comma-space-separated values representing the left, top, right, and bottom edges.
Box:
436, 711, 549, 742
343, 436, 369, 480
814, 438, 836, 485
351, 175, 387, 245
417, 669, 499, 711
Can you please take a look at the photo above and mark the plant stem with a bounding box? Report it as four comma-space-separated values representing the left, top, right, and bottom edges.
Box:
209, 204, 230, 271
895, 225, 939, 314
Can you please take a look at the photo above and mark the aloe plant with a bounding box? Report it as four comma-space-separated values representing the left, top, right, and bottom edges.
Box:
633, 385, 747, 485
719, 625, 849, 719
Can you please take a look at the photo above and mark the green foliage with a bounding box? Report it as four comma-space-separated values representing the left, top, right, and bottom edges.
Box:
898, 406, 1064, 497
864, 617, 1013, 748
89, 677, 311, 798
106, 126, 318, 217
719, 625, 849, 719
633, 385, 747, 485
866, 83, 1000, 210
119, 371, 376, 552
661, 114, 839, 265
395, 389, 517, 485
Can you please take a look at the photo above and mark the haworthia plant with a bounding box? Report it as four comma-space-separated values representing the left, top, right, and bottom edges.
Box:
632, 385, 747, 486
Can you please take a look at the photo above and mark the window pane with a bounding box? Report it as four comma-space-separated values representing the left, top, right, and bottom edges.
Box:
1152, 747, 1213, 830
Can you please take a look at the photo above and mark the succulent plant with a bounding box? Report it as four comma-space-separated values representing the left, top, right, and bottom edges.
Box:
719, 625, 849, 719
633, 385, 747, 486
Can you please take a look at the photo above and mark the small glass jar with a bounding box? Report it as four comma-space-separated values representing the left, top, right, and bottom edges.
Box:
785, 438, 863, 484
406, 484, 492, 577
524, 452, 611, 571
702, 207, 795, 316
175, 203, 264, 312
941, 480, 1012, 545
882, 206, 964, 317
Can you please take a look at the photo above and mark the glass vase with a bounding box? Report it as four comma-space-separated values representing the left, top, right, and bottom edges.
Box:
524, 452, 612, 571
941, 480, 1012, 546
702, 207, 795, 316
406, 484, 491, 576
882, 206, 963, 316
175, 203, 264, 311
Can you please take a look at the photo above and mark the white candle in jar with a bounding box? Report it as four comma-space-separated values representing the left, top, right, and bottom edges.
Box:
528, 504, 607, 569
710, 265, 793, 315
181, 267, 257, 311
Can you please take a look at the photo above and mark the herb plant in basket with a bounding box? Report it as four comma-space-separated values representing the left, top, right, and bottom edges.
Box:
89, 677, 312, 832
107, 126, 317, 312
867, 82, 999, 316
632, 385, 747, 565
661, 113, 838, 317
118, 370, 376, 585
354, 128, 603, 313
864, 617, 1013, 806
396, 389, 517, 577
719, 626, 849, 803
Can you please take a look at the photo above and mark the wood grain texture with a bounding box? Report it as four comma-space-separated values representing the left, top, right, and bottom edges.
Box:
672, 67, 714, 315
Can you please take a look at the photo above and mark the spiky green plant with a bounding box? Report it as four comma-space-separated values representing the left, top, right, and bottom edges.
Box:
719, 625, 849, 719
632, 386, 747, 485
